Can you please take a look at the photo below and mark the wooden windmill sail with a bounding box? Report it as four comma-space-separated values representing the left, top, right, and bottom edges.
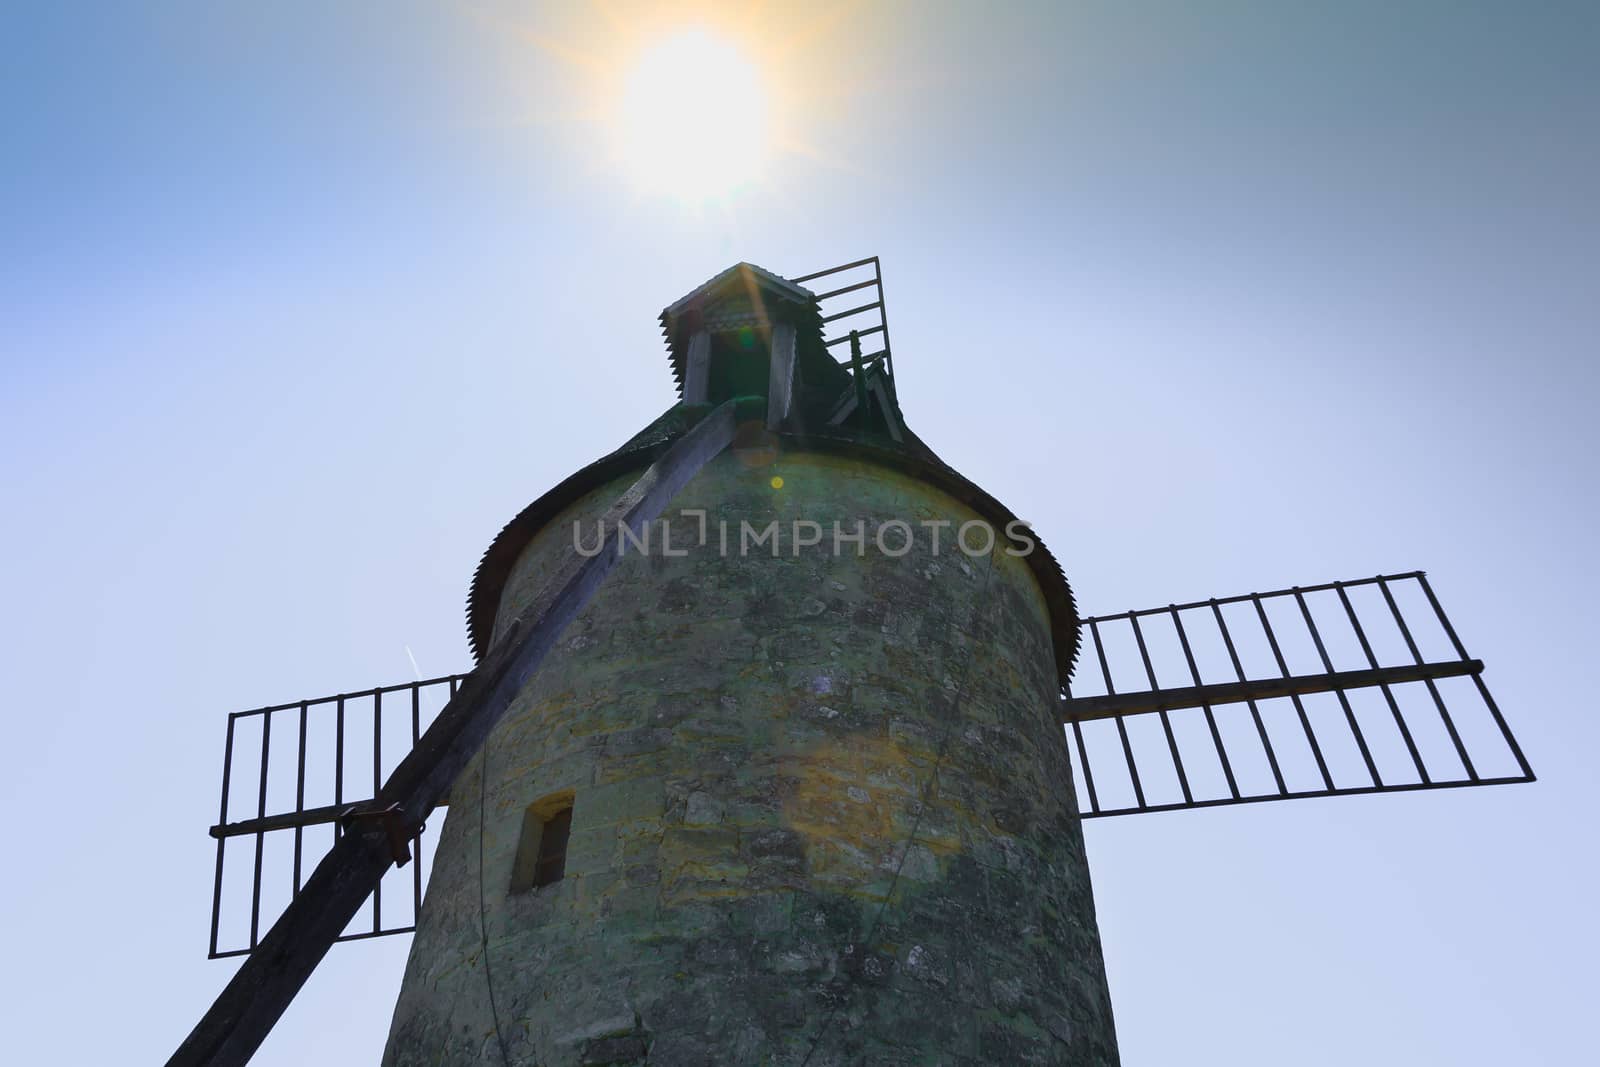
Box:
170, 259, 1534, 1067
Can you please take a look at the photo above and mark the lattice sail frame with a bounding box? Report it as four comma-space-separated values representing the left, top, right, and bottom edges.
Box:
205, 571, 1533, 955
207, 675, 465, 958
1061, 572, 1534, 818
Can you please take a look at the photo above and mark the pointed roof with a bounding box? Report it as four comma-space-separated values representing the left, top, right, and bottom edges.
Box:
464, 261, 1083, 683
661, 261, 815, 318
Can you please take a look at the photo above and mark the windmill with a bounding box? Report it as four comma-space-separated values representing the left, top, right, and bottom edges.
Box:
170, 259, 1534, 1066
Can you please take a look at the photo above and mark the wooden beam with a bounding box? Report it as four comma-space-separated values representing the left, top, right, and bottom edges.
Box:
209, 799, 450, 840
682, 329, 711, 404
209, 803, 347, 839
1061, 660, 1484, 723
826, 389, 858, 426
869, 377, 903, 443
168, 399, 740, 1067
767, 322, 796, 430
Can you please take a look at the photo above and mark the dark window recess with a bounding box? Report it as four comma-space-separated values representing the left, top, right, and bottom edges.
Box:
533, 807, 572, 887
510, 794, 574, 893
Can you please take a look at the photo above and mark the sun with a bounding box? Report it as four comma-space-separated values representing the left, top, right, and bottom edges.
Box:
610, 28, 771, 201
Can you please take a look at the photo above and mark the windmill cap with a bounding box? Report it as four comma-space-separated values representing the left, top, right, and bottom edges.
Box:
659, 262, 835, 400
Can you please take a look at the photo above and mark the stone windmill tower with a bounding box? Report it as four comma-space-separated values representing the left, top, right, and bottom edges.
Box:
174, 259, 1532, 1067
382, 261, 1114, 1064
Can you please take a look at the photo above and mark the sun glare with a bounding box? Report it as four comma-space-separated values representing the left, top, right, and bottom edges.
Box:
612, 29, 770, 201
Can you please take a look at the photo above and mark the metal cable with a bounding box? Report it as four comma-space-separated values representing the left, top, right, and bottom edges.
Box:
477, 744, 513, 1066
798, 551, 997, 1066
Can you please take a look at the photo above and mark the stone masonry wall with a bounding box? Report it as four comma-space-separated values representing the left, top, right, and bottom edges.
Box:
383, 447, 1119, 1065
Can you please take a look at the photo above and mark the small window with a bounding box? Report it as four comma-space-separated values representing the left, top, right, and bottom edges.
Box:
532, 807, 572, 887
510, 791, 574, 893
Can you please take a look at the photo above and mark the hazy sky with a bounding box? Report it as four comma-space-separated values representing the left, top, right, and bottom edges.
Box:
3, 2, 1596, 1064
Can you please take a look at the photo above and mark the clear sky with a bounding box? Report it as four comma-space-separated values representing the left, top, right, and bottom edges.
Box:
2, 2, 1596, 1064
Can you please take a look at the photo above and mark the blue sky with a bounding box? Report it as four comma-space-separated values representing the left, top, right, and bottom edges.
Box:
2, 2, 1596, 1063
